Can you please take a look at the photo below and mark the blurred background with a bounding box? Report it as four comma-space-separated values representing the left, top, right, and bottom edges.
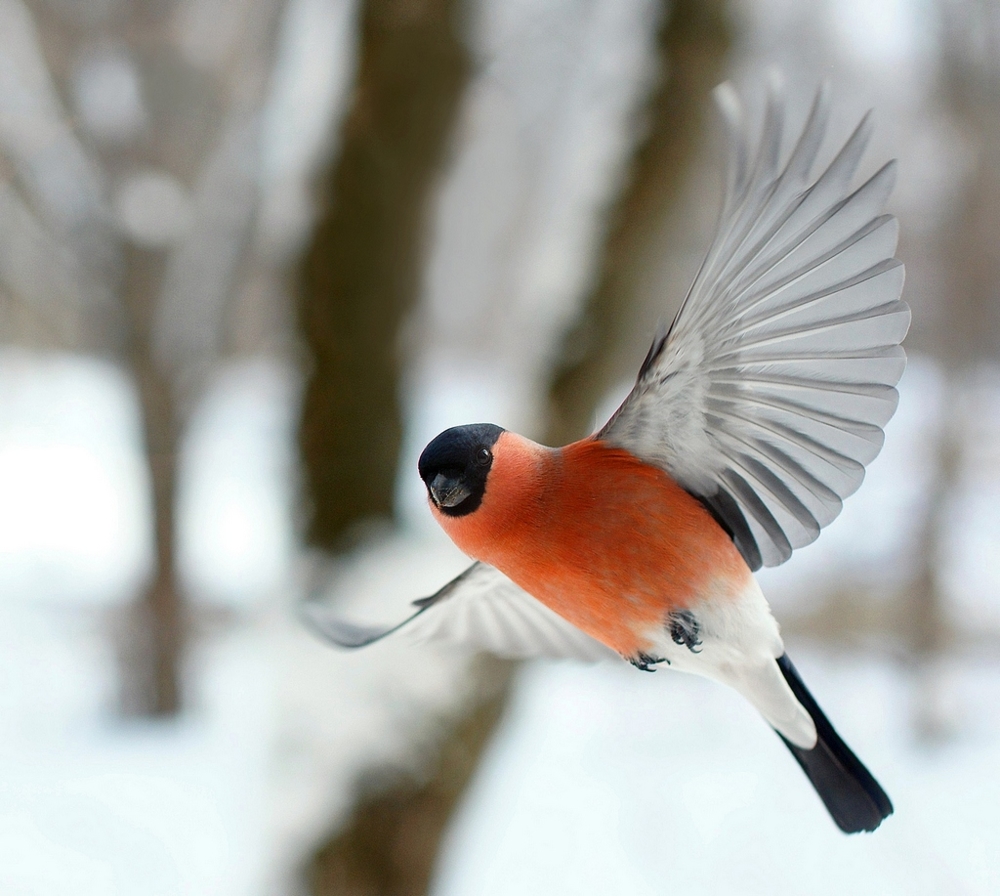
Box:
2, 0, 999, 893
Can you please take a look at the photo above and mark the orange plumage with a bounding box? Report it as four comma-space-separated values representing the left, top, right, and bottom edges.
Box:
431, 432, 751, 657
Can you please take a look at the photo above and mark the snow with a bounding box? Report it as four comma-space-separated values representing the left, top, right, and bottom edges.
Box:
3, 346, 1000, 895
0, 346, 489, 895
0, 693, 268, 896
178, 359, 298, 610
3, 0, 1000, 893
433, 654, 1000, 896
0, 349, 151, 609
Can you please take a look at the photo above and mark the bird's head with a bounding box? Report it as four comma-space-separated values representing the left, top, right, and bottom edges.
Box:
418, 424, 551, 562
418, 423, 505, 517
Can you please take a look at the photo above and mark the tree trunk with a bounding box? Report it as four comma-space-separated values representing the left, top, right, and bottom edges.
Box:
297, 0, 472, 888
308, 656, 510, 896
303, 2, 731, 893
119, 244, 183, 716
25, 0, 286, 718
297, 0, 471, 550
900, 0, 1000, 737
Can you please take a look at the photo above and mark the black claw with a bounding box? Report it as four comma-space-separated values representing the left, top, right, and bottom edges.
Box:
668, 610, 702, 653
629, 651, 668, 671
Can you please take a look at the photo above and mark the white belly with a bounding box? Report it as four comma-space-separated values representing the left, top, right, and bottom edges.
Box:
643, 577, 817, 749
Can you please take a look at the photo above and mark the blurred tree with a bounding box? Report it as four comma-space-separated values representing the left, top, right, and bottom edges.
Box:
935, 0, 1000, 365
3, 0, 286, 714
308, 655, 509, 896
906, 0, 1000, 731
302, 1, 730, 893
295, 0, 472, 891
297, 0, 471, 550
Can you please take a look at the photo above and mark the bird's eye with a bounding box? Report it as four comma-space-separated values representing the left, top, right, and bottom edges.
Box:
475, 446, 492, 467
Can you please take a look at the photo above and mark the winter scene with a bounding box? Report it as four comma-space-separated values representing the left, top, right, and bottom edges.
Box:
1, 0, 999, 893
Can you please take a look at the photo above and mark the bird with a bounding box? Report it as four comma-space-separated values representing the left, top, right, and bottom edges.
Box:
304, 79, 907, 834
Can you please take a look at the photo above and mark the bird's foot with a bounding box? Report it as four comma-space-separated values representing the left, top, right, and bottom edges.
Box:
629, 651, 669, 672
668, 610, 702, 653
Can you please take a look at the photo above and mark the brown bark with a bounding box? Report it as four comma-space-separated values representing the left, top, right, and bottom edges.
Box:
118, 245, 183, 715
297, 0, 471, 549
298, 1, 476, 891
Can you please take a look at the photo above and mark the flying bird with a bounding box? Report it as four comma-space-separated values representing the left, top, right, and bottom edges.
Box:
305, 80, 907, 834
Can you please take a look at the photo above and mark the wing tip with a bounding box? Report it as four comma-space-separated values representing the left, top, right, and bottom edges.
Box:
299, 599, 425, 649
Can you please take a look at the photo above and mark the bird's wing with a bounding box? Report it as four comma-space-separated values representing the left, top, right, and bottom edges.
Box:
302, 561, 618, 662
598, 80, 909, 569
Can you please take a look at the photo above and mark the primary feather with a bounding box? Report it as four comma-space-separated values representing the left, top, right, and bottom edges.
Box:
302, 561, 617, 662
599, 79, 909, 569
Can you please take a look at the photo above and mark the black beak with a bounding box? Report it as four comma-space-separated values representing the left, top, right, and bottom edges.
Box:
428, 472, 472, 509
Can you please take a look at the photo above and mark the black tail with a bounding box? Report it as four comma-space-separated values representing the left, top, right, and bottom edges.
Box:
776, 654, 893, 834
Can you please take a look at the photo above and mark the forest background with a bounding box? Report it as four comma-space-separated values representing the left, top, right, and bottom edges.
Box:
2, 0, 999, 893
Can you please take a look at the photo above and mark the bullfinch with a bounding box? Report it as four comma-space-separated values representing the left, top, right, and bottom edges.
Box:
305, 80, 906, 834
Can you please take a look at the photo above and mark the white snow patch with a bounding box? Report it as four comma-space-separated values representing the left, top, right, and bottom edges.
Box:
178, 358, 298, 610
433, 652, 1000, 896
0, 348, 152, 608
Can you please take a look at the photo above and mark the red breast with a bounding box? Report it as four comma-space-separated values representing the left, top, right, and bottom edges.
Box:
431, 431, 752, 656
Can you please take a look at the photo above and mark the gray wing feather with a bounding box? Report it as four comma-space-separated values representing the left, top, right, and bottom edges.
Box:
599, 79, 909, 569
303, 561, 617, 662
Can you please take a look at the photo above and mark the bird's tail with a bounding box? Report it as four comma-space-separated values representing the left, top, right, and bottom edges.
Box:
775, 654, 893, 833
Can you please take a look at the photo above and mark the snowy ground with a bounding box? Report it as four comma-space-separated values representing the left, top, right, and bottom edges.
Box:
2, 347, 1000, 895
434, 654, 1000, 896
2, 0, 995, 890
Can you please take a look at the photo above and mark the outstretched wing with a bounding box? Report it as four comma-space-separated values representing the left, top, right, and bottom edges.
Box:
302, 561, 617, 662
599, 80, 910, 569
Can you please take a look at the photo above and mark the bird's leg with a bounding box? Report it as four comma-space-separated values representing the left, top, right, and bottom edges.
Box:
668, 609, 702, 653
629, 651, 669, 671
